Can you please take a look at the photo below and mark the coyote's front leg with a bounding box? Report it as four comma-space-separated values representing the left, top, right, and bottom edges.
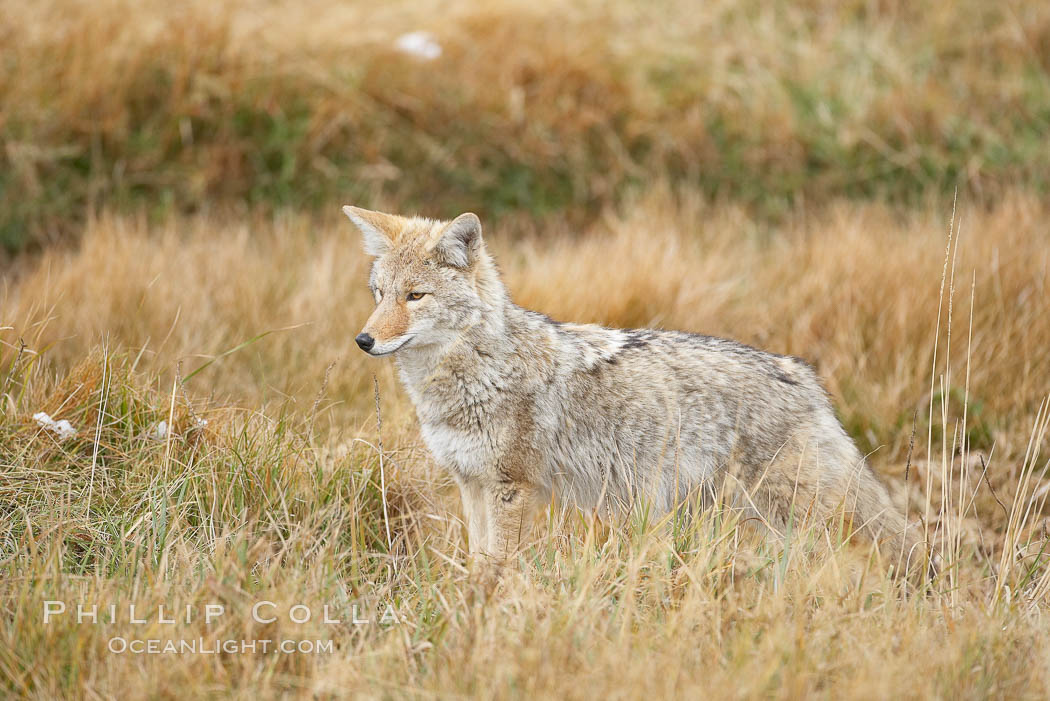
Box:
456, 478, 490, 556
458, 475, 537, 559
487, 481, 534, 559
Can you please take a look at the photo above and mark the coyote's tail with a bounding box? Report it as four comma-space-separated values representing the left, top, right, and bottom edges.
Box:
852, 466, 932, 579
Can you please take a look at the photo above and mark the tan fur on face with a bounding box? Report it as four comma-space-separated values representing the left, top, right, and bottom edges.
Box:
364, 297, 410, 342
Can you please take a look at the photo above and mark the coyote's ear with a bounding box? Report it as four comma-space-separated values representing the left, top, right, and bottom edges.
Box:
342, 206, 396, 257
427, 213, 482, 268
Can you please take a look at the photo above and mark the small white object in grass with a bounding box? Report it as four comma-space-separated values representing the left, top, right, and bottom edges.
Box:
33, 412, 77, 441
153, 421, 169, 440
193, 416, 208, 428
394, 31, 442, 61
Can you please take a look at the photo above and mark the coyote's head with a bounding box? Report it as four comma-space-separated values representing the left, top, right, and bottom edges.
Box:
343, 206, 502, 357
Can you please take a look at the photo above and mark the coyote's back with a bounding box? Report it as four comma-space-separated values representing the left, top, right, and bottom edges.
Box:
343, 205, 923, 570
493, 318, 910, 552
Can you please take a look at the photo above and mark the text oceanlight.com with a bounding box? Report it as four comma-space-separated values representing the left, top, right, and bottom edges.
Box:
108, 637, 334, 655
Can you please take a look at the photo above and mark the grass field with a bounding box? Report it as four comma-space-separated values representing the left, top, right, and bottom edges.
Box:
3, 0, 1050, 251
3, 190, 1049, 697
2, 0, 1050, 698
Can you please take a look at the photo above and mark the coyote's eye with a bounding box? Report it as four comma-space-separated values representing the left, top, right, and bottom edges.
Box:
406, 292, 426, 301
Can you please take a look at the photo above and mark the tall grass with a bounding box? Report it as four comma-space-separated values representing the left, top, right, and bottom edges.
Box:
3, 0, 1050, 250
1, 191, 1048, 697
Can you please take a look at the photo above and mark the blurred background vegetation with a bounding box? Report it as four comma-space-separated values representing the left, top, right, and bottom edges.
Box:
2, 0, 1048, 253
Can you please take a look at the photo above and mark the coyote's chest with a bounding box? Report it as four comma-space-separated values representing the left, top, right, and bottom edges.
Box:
397, 350, 520, 477
418, 420, 499, 477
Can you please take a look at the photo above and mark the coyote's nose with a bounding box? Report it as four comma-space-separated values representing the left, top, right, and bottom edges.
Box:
355, 333, 375, 352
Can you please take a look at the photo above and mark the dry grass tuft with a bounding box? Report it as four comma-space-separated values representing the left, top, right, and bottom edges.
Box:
1, 189, 1048, 697
3, 0, 1050, 249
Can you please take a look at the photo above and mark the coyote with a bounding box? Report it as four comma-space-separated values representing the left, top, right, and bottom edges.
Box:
344, 206, 922, 568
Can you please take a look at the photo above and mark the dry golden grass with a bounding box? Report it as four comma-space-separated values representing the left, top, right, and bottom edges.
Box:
3, 0, 1050, 249
6, 187, 1048, 461
2, 190, 1048, 698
